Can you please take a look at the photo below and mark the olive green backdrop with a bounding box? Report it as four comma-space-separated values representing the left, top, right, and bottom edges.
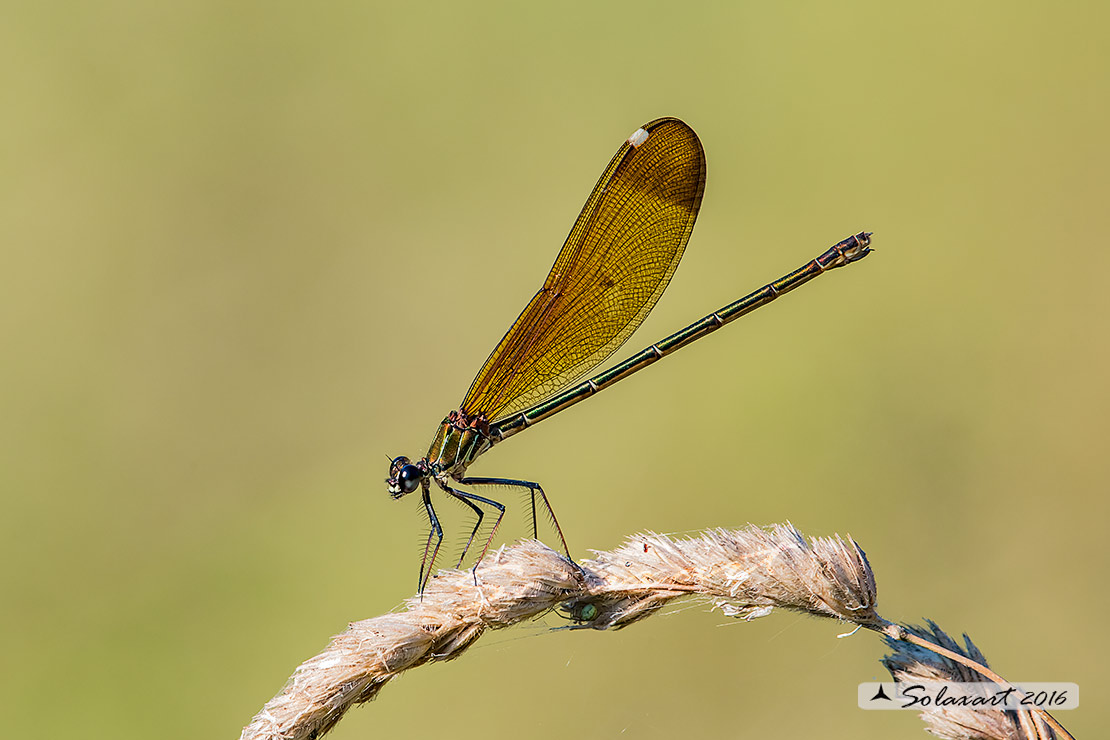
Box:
2, 2, 1105, 738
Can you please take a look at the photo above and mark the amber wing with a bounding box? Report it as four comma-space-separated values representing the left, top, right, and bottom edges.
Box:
460, 117, 707, 422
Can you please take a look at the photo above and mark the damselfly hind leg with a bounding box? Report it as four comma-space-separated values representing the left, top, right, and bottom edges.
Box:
459, 476, 571, 562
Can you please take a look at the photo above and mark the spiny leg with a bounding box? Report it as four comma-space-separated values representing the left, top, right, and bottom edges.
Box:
448, 489, 486, 569
444, 483, 506, 570
418, 485, 444, 594
459, 476, 571, 561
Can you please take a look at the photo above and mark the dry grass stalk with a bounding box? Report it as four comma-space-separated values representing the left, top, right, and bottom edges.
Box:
239, 525, 1070, 740
881, 621, 1063, 740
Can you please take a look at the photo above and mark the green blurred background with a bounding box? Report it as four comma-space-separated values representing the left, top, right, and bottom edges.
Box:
2, 1, 1105, 737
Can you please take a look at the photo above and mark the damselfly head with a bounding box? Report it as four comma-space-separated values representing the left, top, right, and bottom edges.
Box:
386, 456, 424, 498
